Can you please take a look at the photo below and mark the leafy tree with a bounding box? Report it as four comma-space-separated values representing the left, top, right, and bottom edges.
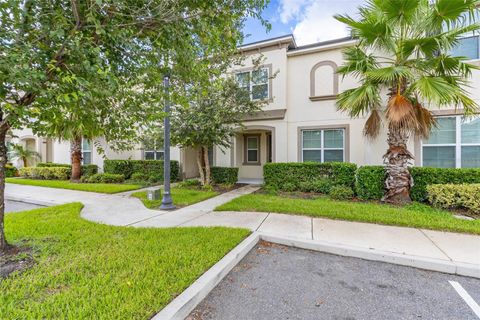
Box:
0, 0, 269, 250
171, 75, 267, 186
7, 143, 40, 167
335, 0, 480, 204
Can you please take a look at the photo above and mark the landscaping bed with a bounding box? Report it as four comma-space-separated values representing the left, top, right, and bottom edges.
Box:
0, 203, 250, 319
6, 178, 142, 194
215, 190, 480, 235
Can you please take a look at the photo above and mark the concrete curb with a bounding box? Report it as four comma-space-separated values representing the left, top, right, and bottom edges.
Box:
258, 233, 480, 279
5, 195, 58, 207
152, 233, 260, 320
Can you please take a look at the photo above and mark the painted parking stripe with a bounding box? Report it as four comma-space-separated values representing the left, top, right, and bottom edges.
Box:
449, 281, 480, 319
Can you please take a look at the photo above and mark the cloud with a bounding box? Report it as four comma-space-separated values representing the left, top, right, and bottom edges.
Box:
278, 0, 364, 45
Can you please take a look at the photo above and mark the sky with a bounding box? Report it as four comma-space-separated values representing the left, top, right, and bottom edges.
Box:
242, 0, 365, 46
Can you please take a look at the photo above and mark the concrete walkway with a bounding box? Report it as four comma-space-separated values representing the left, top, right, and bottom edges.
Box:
5, 183, 480, 273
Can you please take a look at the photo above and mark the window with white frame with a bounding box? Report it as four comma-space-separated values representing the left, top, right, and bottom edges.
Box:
422, 116, 480, 168
235, 67, 269, 100
82, 139, 92, 165
302, 129, 345, 163
144, 138, 164, 160
245, 135, 260, 164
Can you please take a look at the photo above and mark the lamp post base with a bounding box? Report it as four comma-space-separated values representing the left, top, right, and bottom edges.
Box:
160, 193, 176, 210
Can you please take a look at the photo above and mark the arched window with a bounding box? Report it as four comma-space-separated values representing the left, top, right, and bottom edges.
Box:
309, 61, 339, 101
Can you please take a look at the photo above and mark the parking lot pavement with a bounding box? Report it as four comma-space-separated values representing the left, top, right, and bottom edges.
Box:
188, 242, 480, 320
5, 200, 44, 213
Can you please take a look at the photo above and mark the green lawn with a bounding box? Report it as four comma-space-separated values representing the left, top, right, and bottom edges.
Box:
216, 193, 480, 235
1, 203, 249, 319
6, 178, 142, 194
132, 187, 218, 208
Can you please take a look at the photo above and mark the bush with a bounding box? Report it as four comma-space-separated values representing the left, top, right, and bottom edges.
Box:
19, 167, 70, 180
5, 164, 18, 177
356, 166, 480, 202
37, 162, 98, 177
130, 173, 149, 182
427, 184, 480, 213
211, 167, 238, 185
86, 173, 124, 184
148, 173, 163, 184
329, 185, 354, 200
298, 179, 332, 194
178, 179, 201, 188
104, 160, 179, 181
355, 166, 386, 200
264, 162, 357, 192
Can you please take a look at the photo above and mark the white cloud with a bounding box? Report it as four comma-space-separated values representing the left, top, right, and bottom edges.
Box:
278, 0, 364, 45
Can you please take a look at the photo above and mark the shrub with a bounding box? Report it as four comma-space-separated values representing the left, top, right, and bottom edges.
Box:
37, 162, 98, 177
178, 179, 201, 188
86, 173, 124, 184
355, 166, 386, 200
329, 185, 354, 200
211, 167, 239, 185
263, 162, 357, 192
19, 167, 70, 180
130, 173, 149, 182
427, 184, 480, 213
104, 160, 179, 181
298, 179, 332, 194
354, 166, 480, 202
148, 173, 163, 184
5, 164, 18, 177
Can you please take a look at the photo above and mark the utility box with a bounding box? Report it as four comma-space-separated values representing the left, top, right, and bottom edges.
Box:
147, 189, 161, 201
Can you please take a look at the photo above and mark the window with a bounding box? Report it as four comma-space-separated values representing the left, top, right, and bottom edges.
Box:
144, 139, 164, 160
235, 67, 269, 100
448, 10, 480, 60
244, 135, 260, 164
207, 146, 214, 166
422, 116, 480, 168
302, 129, 345, 163
82, 139, 92, 165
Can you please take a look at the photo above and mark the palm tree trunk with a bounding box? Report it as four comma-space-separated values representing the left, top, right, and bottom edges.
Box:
383, 126, 413, 204
203, 146, 211, 186
0, 126, 9, 251
196, 147, 205, 185
70, 136, 82, 181
22, 156, 27, 168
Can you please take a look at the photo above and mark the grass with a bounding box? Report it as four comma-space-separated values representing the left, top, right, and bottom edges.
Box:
132, 187, 218, 208
6, 178, 142, 194
215, 193, 480, 235
1, 203, 250, 319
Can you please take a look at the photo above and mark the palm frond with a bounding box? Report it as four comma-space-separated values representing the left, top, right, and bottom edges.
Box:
413, 103, 436, 139
365, 66, 414, 84
375, 0, 421, 23
431, 0, 480, 28
337, 47, 379, 78
363, 109, 383, 138
336, 82, 380, 117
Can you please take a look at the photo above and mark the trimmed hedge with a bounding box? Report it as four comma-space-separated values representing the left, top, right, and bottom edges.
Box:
37, 162, 98, 177
264, 162, 357, 192
427, 184, 480, 213
355, 166, 480, 202
211, 167, 238, 185
104, 160, 180, 182
19, 167, 70, 180
355, 166, 386, 200
84, 173, 125, 184
5, 164, 18, 178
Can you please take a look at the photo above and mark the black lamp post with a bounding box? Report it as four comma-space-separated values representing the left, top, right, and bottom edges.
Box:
160, 73, 175, 210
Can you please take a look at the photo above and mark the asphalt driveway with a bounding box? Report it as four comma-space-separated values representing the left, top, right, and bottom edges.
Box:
189, 242, 480, 320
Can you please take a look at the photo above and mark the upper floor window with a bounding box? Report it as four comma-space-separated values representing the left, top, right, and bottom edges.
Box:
310, 61, 339, 101
82, 139, 92, 165
422, 116, 480, 168
448, 10, 480, 60
235, 67, 269, 100
144, 138, 164, 160
301, 129, 345, 163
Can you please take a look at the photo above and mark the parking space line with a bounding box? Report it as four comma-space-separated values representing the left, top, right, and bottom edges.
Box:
449, 281, 480, 319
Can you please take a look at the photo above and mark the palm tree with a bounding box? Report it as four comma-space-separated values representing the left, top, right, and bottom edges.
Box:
8, 143, 41, 167
335, 0, 480, 204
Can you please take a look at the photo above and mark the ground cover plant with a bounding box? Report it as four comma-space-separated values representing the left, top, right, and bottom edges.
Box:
6, 178, 141, 194
0, 203, 250, 319
216, 192, 480, 235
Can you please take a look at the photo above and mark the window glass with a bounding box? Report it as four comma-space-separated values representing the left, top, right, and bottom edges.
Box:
82, 139, 91, 151
324, 150, 344, 162
235, 68, 269, 100
422, 146, 456, 168
461, 117, 480, 144
247, 137, 258, 149
235, 72, 250, 88
425, 117, 456, 144
462, 146, 480, 168
82, 152, 92, 165
303, 150, 321, 162
208, 146, 214, 165
144, 138, 164, 160
303, 131, 322, 148
82, 139, 92, 165
252, 84, 268, 100
145, 152, 155, 160
246, 137, 259, 163
247, 150, 258, 162
252, 69, 268, 84
324, 130, 344, 148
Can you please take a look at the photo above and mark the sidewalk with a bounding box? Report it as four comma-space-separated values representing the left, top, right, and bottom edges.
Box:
5, 183, 480, 274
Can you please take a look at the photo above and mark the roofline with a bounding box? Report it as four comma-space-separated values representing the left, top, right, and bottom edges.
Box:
289, 36, 354, 52
287, 37, 357, 56
238, 34, 297, 51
